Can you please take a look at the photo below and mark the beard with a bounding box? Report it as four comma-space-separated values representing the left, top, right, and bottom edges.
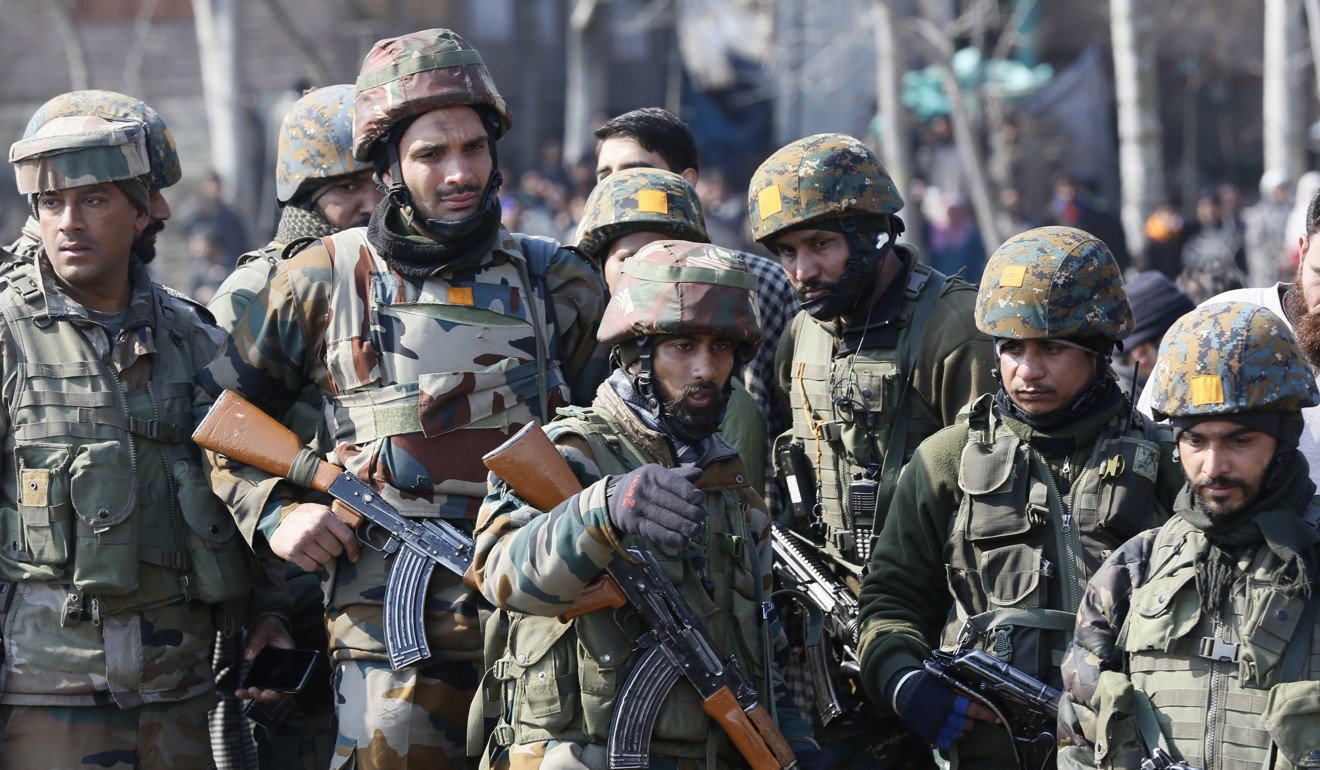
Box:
1190, 474, 1258, 522
797, 276, 861, 321
658, 380, 726, 443
1285, 265, 1320, 367
131, 219, 165, 264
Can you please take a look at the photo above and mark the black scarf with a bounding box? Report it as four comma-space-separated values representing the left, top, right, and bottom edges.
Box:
1175, 454, 1320, 618
993, 378, 1123, 455
365, 196, 499, 279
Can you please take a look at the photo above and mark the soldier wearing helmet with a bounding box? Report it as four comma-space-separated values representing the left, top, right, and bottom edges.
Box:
855, 226, 1183, 769
205, 84, 377, 770
574, 167, 769, 492
473, 240, 828, 770
198, 29, 605, 770
7, 90, 181, 265
746, 133, 996, 765
209, 84, 381, 333
1059, 302, 1320, 770
0, 116, 290, 767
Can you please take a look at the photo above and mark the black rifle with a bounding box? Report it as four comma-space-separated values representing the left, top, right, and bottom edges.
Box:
1141, 748, 1199, 770
193, 390, 475, 671
769, 522, 858, 725
923, 648, 1061, 770
562, 547, 798, 770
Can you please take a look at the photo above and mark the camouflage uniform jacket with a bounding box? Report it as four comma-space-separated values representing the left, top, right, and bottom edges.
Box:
208, 240, 289, 335
773, 248, 997, 570
1057, 488, 1320, 770
856, 391, 1181, 766
0, 256, 268, 707
5, 216, 41, 262
472, 376, 813, 763
200, 224, 604, 663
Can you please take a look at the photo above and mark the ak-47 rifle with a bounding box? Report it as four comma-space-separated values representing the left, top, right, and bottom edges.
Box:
769, 521, 858, 726
193, 390, 475, 671
922, 647, 1062, 770
483, 421, 798, 770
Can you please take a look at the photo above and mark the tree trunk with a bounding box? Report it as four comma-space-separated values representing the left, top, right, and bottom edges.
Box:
875, 0, 925, 251
1264, 0, 1304, 182
1110, 0, 1165, 260
194, 0, 252, 220
564, 0, 608, 167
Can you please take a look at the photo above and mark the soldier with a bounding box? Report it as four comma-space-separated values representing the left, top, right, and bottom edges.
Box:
471, 239, 827, 770
207, 84, 379, 770
1058, 302, 1320, 770
574, 166, 767, 489
209, 83, 381, 332
0, 115, 290, 768
199, 28, 605, 770
745, 133, 997, 765
7, 90, 180, 266
854, 226, 1183, 768
593, 108, 796, 491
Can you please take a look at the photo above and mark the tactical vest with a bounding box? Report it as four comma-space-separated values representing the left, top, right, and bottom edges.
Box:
318, 229, 569, 520
491, 406, 772, 762
784, 264, 946, 567
1113, 512, 1320, 770
0, 268, 250, 615
943, 395, 1166, 683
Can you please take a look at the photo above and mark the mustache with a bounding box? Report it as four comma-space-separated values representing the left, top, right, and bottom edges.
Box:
1192, 475, 1246, 492
435, 181, 483, 198
662, 381, 719, 410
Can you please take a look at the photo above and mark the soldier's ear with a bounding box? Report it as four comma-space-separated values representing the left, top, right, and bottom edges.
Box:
680, 168, 698, 185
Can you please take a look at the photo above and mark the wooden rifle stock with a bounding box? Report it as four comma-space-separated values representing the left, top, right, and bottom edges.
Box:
482, 421, 624, 619
701, 688, 798, 770
193, 390, 363, 529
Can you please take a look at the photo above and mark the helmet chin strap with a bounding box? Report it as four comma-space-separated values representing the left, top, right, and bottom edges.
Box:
378, 108, 504, 241
801, 218, 896, 322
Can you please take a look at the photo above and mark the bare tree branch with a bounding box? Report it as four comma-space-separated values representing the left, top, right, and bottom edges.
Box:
122, 0, 162, 95
48, 0, 88, 91
259, 0, 331, 83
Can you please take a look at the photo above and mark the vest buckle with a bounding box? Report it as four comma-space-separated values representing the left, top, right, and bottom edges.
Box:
1198, 636, 1240, 662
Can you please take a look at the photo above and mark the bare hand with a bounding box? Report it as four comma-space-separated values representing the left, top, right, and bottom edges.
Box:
269, 502, 360, 571
234, 615, 295, 703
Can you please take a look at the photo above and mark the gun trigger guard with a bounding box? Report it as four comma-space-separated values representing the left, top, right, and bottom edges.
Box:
356, 522, 397, 553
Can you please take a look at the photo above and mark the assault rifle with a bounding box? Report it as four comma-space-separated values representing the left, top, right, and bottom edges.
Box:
193, 390, 475, 671
769, 522, 858, 725
1141, 748, 1198, 770
483, 421, 798, 770
922, 648, 1061, 770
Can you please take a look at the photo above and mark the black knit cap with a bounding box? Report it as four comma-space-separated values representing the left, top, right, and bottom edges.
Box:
1123, 271, 1195, 350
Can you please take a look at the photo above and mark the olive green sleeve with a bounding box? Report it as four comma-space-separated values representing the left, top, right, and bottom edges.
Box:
856, 423, 968, 711
912, 285, 998, 426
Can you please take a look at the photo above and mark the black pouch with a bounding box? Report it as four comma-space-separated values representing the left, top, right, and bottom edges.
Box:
775, 438, 818, 526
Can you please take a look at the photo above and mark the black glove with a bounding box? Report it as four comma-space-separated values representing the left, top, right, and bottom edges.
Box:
791, 745, 835, 770
606, 464, 705, 549
888, 668, 973, 751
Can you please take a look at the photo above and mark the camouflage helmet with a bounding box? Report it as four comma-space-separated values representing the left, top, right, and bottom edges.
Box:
24, 90, 180, 190
352, 28, 511, 161
10, 116, 150, 195
747, 133, 903, 244
598, 240, 762, 351
276, 84, 371, 204
1147, 302, 1319, 418
575, 168, 709, 263
976, 225, 1134, 342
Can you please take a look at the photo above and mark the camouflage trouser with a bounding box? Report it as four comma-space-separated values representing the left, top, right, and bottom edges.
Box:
330, 657, 477, 770
254, 567, 336, 770
0, 693, 214, 769
508, 742, 739, 770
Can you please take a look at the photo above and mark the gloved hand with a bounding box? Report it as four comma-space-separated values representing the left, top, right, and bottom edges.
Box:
791, 745, 835, 770
888, 668, 974, 751
605, 464, 705, 549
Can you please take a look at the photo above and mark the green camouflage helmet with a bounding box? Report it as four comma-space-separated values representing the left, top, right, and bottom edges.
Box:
24, 90, 180, 190
747, 133, 903, 243
976, 225, 1134, 341
276, 84, 371, 204
598, 239, 762, 351
353, 28, 511, 161
575, 168, 709, 263
1147, 302, 1319, 418
10, 115, 150, 194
